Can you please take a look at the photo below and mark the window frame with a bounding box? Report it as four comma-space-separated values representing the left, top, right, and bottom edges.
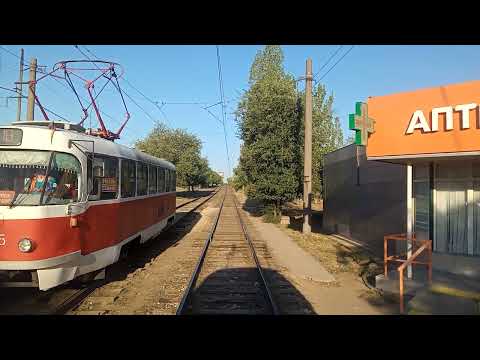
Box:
157, 167, 165, 193
148, 165, 157, 194
87, 153, 120, 201
120, 158, 137, 198
136, 161, 148, 196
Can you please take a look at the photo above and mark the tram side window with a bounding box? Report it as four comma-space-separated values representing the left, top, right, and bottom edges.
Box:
148, 165, 157, 194
165, 169, 170, 192
137, 162, 148, 196
87, 155, 119, 200
158, 167, 166, 193
121, 159, 136, 198
172, 170, 177, 191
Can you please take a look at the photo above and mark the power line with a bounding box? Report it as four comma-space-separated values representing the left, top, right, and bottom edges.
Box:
316, 45, 355, 82
78, 45, 170, 126
313, 45, 343, 80
216, 45, 232, 178
0, 46, 47, 72
73, 45, 162, 129
0, 45, 21, 60
15, 95, 70, 122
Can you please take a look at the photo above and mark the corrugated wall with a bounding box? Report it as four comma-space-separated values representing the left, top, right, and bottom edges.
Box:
323, 144, 407, 256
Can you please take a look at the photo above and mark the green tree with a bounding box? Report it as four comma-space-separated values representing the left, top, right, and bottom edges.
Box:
345, 133, 355, 145
230, 163, 248, 191
135, 123, 201, 165
298, 83, 345, 197
206, 169, 223, 187
175, 149, 209, 191
236, 45, 301, 216
136, 123, 208, 191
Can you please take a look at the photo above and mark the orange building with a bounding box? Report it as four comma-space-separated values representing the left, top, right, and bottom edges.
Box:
325, 79, 480, 313
350, 79, 480, 257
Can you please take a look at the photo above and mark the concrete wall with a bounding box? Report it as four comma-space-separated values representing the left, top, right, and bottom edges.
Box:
323, 144, 407, 256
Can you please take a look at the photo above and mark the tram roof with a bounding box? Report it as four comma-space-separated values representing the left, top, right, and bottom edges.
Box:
1, 121, 175, 170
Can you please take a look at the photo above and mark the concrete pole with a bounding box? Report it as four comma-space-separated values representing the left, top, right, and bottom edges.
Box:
406, 164, 413, 279
303, 58, 313, 235
26, 58, 37, 121
16, 48, 24, 122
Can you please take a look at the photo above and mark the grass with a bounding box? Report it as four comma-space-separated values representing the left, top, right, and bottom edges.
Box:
279, 224, 383, 280
262, 205, 281, 224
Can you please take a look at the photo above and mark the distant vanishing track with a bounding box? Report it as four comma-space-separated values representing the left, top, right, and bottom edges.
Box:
176, 186, 278, 315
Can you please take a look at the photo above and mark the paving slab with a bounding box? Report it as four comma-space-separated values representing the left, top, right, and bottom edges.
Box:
249, 218, 335, 284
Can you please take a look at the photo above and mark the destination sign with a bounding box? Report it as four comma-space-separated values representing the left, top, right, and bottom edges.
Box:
0, 129, 22, 146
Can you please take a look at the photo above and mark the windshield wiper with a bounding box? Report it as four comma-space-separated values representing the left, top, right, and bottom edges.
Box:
8, 152, 54, 209
8, 177, 33, 209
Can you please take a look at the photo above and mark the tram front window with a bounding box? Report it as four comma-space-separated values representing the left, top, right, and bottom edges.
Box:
0, 150, 81, 206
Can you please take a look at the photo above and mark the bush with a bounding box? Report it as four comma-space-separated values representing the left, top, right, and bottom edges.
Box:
262, 205, 281, 224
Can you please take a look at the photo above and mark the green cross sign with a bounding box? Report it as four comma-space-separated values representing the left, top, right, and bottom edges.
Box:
349, 102, 375, 146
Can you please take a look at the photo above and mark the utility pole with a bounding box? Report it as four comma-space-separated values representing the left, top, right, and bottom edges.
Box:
303, 58, 313, 235
16, 48, 24, 122
26, 58, 37, 121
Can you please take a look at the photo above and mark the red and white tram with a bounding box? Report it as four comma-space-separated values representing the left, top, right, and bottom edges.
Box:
0, 121, 176, 290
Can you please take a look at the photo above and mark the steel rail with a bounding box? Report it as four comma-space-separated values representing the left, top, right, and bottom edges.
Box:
175, 188, 219, 210
52, 188, 221, 315
52, 279, 106, 315
232, 192, 279, 315
175, 187, 227, 315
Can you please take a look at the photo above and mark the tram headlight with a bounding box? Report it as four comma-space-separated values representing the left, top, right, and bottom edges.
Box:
18, 238, 33, 253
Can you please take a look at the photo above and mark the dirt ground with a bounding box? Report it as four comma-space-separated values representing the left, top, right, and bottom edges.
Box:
74, 193, 223, 315
238, 190, 399, 315
278, 226, 399, 314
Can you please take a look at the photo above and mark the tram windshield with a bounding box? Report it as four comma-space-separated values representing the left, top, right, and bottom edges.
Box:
0, 150, 81, 206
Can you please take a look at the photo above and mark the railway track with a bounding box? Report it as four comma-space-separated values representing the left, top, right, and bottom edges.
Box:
176, 186, 278, 315
0, 188, 221, 315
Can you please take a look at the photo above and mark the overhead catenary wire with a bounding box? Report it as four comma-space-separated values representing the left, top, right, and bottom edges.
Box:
77, 45, 171, 126
83, 45, 234, 131
1, 46, 136, 141
215, 45, 232, 178
316, 45, 355, 82
313, 45, 344, 80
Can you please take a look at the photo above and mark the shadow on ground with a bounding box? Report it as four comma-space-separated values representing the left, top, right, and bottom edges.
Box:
237, 193, 399, 314
176, 189, 216, 201
0, 204, 208, 314
184, 267, 316, 315
106, 210, 205, 283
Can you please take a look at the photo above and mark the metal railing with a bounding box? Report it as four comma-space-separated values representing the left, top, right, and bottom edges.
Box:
384, 233, 432, 313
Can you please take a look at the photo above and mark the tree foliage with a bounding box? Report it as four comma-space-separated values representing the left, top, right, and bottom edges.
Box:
234, 45, 346, 207
135, 123, 201, 165
135, 123, 220, 191
236, 45, 302, 214
298, 84, 344, 196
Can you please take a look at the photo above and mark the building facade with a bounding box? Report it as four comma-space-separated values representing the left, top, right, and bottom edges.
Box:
324, 79, 480, 276
323, 144, 406, 256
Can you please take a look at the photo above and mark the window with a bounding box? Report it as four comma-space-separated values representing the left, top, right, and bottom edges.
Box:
87, 155, 119, 200
148, 165, 157, 194
165, 169, 170, 192
158, 167, 165, 193
171, 170, 176, 192
121, 159, 136, 198
136, 162, 148, 196
0, 150, 81, 206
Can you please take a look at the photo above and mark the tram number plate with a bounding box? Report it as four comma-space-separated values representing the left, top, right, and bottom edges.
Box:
0, 129, 22, 146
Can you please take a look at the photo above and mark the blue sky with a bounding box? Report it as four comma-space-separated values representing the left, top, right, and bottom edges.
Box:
1, 45, 480, 178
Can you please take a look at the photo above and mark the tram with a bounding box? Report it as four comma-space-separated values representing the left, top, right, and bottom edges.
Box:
0, 121, 176, 290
